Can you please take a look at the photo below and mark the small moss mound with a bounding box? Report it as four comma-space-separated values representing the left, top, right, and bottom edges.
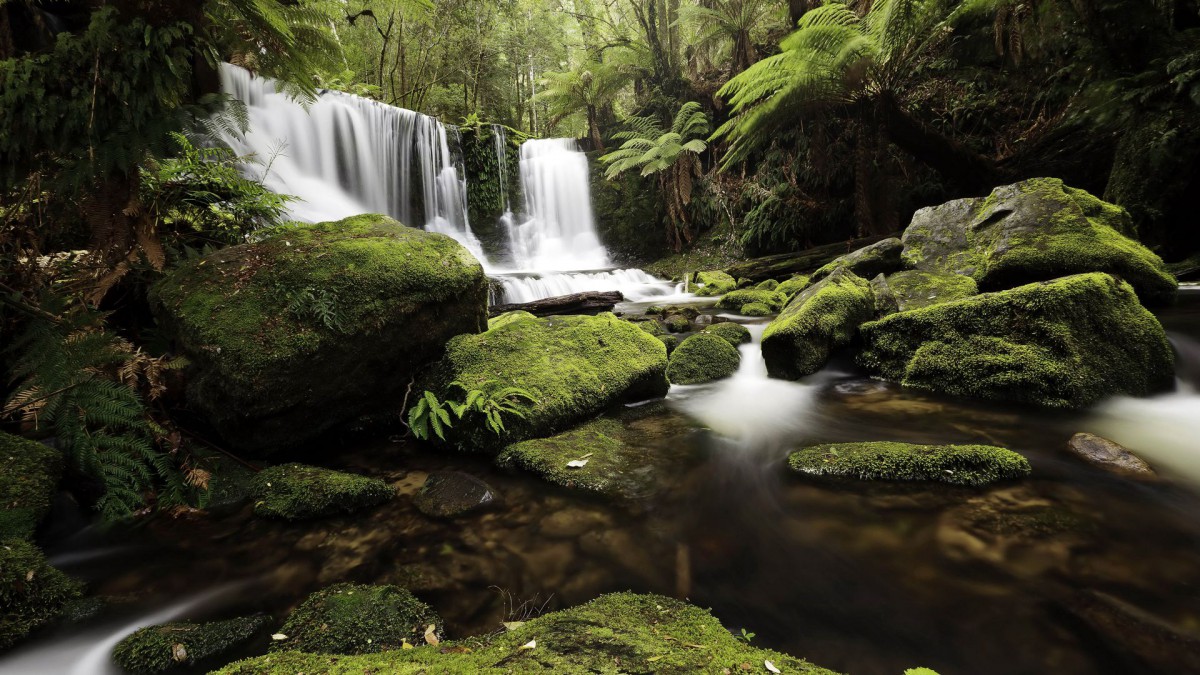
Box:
488, 310, 536, 331
667, 333, 741, 385
272, 583, 441, 655
788, 442, 1032, 486
716, 289, 787, 313
0, 538, 83, 651
741, 302, 772, 317
250, 464, 394, 521
217, 592, 838, 674
664, 314, 691, 333
777, 274, 811, 298
632, 318, 665, 336
498, 419, 631, 497
693, 270, 737, 296
702, 322, 752, 346
0, 432, 62, 540
112, 615, 269, 674
657, 334, 679, 354
756, 279, 780, 291
762, 269, 875, 380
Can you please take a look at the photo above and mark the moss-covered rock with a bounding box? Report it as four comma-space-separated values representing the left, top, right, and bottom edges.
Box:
777, 274, 812, 299
756, 279, 780, 291
858, 273, 1175, 408
272, 583, 440, 655
762, 269, 875, 380
788, 442, 1032, 486
112, 615, 269, 674
0, 538, 83, 651
693, 270, 737, 296
0, 432, 62, 540
716, 289, 787, 313
811, 237, 905, 282
217, 592, 839, 674
631, 318, 666, 336
150, 215, 488, 452
871, 270, 979, 316
657, 334, 680, 354
488, 310, 536, 331
702, 322, 752, 347
250, 464, 394, 521
425, 313, 668, 448
667, 333, 741, 385
664, 314, 691, 333
741, 302, 772, 317
498, 419, 631, 497
901, 179, 1177, 305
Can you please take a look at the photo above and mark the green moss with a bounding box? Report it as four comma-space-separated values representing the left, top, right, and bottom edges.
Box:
149, 214, 488, 451
112, 615, 269, 674
664, 314, 691, 333
632, 318, 666, 336
762, 269, 875, 380
693, 270, 737, 296
755, 279, 780, 291
272, 583, 440, 655
741, 302, 772, 317
488, 310, 536, 331
788, 442, 1031, 486
873, 270, 978, 316
1065, 185, 1135, 237
776, 274, 811, 299
0, 538, 83, 651
667, 333, 741, 385
498, 419, 633, 497
426, 313, 668, 449
716, 289, 787, 313
657, 334, 680, 354
810, 238, 904, 282
858, 273, 1175, 408
250, 464, 394, 521
702, 322, 752, 347
216, 592, 839, 674
0, 432, 62, 540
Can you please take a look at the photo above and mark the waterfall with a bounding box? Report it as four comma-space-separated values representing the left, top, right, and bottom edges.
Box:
493, 125, 512, 214
217, 64, 487, 263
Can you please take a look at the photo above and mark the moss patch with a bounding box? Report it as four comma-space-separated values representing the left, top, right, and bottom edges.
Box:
811, 237, 904, 282
217, 592, 838, 674
692, 270, 737, 297
872, 270, 978, 316
741, 302, 772, 317
0, 538, 83, 651
657, 334, 679, 354
498, 419, 630, 497
667, 333, 741, 385
250, 464, 394, 521
488, 310, 536, 331
789, 442, 1031, 486
756, 279, 780, 291
762, 269, 875, 380
0, 432, 62, 540
777, 274, 811, 299
272, 583, 440, 655
702, 322, 752, 347
859, 273, 1175, 408
716, 289, 787, 313
112, 615, 269, 674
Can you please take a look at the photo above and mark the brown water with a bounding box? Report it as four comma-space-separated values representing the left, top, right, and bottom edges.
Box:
5, 289, 1200, 675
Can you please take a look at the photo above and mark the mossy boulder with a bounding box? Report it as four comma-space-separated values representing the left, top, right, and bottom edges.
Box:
1, 538, 83, 651
488, 310, 536, 331
901, 179, 1177, 305
150, 214, 488, 452
741, 302, 772, 317
0, 432, 62, 540
657, 334, 679, 354
871, 270, 979, 316
693, 270, 737, 296
756, 279, 780, 291
272, 583, 441, 655
498, 419, 636, 497
632, 318, 665, 336
112, 615, 269, 674
702, 322, 752, 347
425, 313, 668, 448
250, 464, 394, 521
762, 269, 875, 380
664, 314, 692, 333
789, 442, 1032, 486
716, 289, 787, 313
777, 274, 812, 299
858, 273, 1175, 408
216, 592, 839, 674
667, 333, 741, 385
811, 237, 905, 282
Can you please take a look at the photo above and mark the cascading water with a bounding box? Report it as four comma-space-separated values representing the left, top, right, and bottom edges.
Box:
217, 64, 487, 263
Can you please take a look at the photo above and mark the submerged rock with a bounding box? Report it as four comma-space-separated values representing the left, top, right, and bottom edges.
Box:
112, 615, 269, 674
271, 583, 441, 655
150, 214, 488, 452
1066, 432, 1156, 478
250, 464, 394, 521
693, 270, 737, 296
870, 270, 978, 316
498, 419, 656, 498
788, 442, 1031, 487
811, 237, 905, 282
218, 592, 838, 674
901, 178, 1177, 304
412, 471, 498, 518
0, 432, 62, 540
762, 268, 875, 380
0, 538, 83, 651
667, 333, 741, 384
858, 273, 1175, 408
715, 289, 787, 313
702, 321, 752, 347
1061, 590, 1200, 672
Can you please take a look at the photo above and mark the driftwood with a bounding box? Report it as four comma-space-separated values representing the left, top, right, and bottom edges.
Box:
723, 235, 895, 282
489, 291, 624, 317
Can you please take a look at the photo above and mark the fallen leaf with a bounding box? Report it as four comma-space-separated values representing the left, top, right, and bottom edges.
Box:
502, 621, 526, 632
401, 639, 413, 650
519, 639, 537, 650
25, 570, 34, 582
171, 643, 187, 662
566, 459, 589, 468
648, 655, 664, 662
424, 624, 440, 646
271, 634, 288, 641
765, 660, 781, 673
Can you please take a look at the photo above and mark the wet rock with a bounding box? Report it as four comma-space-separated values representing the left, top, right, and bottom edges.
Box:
692, 313, 714, 327
762, 268, 876, 380
702, 321, 752, 347
250, 464, 395, 521
112, 615, 269, 674
1066, 433, 1156, 478
1063, 591, 1200, 672
539, 508, 614, 539
413, 471, 498, 518
667, 333, 741, 384
0, 538, 83, 651
789, 442, 1031, 487
272, 583, 441, 655
664, 314, 691, 333
715, 289, 787, 313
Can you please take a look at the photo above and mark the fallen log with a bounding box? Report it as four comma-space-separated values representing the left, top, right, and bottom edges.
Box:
488, 291, 625, 317
723, 235, 894, 282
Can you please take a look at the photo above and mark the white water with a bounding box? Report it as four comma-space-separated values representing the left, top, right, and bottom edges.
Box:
218, 64, 486, 262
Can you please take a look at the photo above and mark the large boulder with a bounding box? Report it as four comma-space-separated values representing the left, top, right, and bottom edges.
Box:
761, 268, 875, 380
150, 215, 487, 452
870, 270, 978, 316
901, 178, 1177, 304
789, 442, 1031, 487
424, 313, 668, 448
1, 538, 83, 651
667, 333, 741, 385
715, 289, 787, 313
858, 273, 1175, 408
811, 237, 905, 282
271, 583, 441, 655
0, 432, 62, 540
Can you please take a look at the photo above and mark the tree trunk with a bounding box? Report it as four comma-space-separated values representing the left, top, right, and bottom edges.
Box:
878, 92, 1002, 193
489, 291, 624, 317
587, 105, 604, 150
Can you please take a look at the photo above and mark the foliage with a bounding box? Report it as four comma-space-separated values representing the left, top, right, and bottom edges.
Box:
537, 60, 631, 149
0, 538, 83, 651
407, 381, 538, 441
677, 0, 784, 75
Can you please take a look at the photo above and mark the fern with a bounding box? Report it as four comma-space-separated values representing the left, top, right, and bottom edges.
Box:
406, 383, 539, 442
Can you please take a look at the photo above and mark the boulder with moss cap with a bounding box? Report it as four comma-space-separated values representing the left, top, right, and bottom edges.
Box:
871, 270, 979, 316
762, 268, 875, 380
901, 178, 1177, 304
1, 538, 83, 651
702, 322, 752, 347
250, 464, 394, 521
811, 237, 905, 283
0, 432, 62, 540
271, 583, 441, 655
692, 270, 737, 296
716, 289, 787, 313
789, 442, 1032, 486
112, 615, 269, 674
667, 333, 741, 384
858, 273, 1174, 408
150, 214, 488, 452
